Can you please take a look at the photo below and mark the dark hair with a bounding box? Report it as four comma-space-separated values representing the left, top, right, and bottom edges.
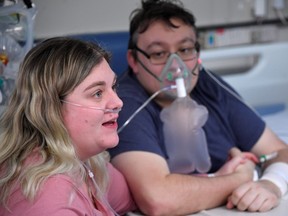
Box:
128, 0, 198, 50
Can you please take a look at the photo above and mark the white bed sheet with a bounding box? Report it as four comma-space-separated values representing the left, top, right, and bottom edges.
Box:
262, 109, 288, 144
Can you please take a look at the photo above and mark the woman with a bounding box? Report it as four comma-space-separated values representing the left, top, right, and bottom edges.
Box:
0, 37, 136, 215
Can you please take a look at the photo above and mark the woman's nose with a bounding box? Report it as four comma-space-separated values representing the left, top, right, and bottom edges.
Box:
111, 90, 123, 110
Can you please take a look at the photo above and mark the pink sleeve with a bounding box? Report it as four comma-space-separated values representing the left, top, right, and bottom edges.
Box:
106, 162, 137, 214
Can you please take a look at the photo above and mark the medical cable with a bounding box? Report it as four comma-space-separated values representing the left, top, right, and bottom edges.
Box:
259, 152, 278, 164
83, 162, 119, 216
117, 85, 177, 133
204, 66, 261, 118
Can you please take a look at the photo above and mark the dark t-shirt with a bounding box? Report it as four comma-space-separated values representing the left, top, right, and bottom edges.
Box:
109, 67, 265, 173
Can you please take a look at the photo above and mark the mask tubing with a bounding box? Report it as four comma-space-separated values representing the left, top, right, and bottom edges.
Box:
117, 85, 176, 133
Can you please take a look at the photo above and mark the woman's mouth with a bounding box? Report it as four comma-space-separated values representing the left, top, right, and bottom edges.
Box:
102, 119, 118, 128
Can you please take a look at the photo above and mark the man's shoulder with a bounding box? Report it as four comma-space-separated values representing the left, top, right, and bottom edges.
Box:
118, 72, 148, 99
195, 67, 236, 99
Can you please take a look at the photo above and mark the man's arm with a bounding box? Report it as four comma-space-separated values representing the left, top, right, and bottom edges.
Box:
227, 126, 288, 212
112, 150, 255, 216
106, 163, 137, 215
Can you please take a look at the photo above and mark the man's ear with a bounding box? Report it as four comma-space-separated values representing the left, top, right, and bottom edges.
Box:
127, 50, 139, 74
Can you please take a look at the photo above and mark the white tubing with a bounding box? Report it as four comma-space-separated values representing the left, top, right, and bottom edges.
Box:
176, 77, 186, 98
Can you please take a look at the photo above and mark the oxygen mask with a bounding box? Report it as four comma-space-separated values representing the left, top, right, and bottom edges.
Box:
159, 55, 211, 174
160, 54, 193, 98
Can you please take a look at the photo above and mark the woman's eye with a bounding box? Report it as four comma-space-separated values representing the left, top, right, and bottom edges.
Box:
93, 90, 103, 98
112, 83, 119, 92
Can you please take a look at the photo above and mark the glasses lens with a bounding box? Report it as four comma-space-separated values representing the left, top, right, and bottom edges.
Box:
178, 48, 198, 61
150, 57, 166, 65
151, 50, 198, 65
136, 44, 199, 65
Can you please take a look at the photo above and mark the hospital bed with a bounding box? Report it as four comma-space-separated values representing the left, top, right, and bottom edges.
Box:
201, 42, 288, 143
71, 32, 288, 143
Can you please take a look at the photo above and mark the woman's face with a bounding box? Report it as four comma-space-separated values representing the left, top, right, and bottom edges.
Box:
61, 59, 123, 160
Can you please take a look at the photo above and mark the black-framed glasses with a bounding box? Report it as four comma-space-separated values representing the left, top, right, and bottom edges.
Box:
134, 42, 200, 65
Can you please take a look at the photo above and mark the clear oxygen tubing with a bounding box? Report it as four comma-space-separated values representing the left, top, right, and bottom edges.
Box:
61, 100, 122, 114
117, 85, 177, 133
83, 161, 119, 216
202, 65, 261, 118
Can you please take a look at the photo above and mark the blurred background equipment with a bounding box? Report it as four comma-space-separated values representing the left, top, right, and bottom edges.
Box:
0, 0, 36, 105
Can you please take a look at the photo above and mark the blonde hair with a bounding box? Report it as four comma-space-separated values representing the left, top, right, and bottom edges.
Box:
0, 37, 111, 207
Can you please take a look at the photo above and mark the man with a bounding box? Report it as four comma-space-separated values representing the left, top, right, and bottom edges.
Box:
109, 0, 288, 215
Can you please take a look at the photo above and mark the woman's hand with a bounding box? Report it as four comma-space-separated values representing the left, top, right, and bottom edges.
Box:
215, 147, 258, 176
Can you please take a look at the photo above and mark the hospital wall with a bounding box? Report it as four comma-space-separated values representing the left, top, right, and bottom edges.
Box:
32, 0, 288, 41
30, 0, 288, 110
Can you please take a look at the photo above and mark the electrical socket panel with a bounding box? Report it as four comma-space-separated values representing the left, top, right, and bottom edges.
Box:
203, 27, 252, 48
202, 25, 278, 49
251, 25, 278, 43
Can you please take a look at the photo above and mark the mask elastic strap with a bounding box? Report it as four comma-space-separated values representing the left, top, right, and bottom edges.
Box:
189, 56, 202, 76
191, 61, 199, 76
137, 59, 162, 82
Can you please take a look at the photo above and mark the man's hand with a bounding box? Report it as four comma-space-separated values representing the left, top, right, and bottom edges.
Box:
226, 180, 281, 212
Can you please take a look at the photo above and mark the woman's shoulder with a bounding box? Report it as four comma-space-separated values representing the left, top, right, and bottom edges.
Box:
3, 174, 93, 216
43, 174, 85, 194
